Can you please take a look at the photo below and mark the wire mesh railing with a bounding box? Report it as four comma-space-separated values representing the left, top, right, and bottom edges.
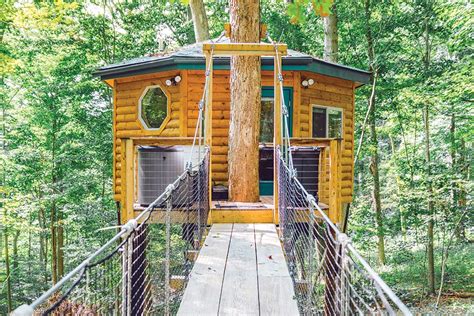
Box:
277, 148, 411, 316
13, 149, 210, 316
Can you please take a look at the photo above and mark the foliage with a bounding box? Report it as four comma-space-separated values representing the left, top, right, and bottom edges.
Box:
1, 0, 472, 313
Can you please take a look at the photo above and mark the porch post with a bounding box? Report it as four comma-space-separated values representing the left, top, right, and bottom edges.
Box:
328, 139, 342, 223
204, 52, 213, 205
273, 55, 283, 224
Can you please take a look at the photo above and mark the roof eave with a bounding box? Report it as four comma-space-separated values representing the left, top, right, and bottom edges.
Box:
95, 56, 371, 86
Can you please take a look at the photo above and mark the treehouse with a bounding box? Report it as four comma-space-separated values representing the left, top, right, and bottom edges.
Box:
95, 38, 370, 226
12, 38, 412, 316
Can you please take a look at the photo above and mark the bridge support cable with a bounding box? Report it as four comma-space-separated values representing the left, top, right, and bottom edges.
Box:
268, 34, 294, 171
12, 151, 210, 316
277, 149, 411, 315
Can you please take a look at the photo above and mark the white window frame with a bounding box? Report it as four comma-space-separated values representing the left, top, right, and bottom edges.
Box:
311, 105, 344, 139
138, 84, 171, 132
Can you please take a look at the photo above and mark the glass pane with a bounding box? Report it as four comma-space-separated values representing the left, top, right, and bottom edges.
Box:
328, 108, 343, 138
140, 87, 168, 129
260, 99, 274, 142
312, 107, 327, 138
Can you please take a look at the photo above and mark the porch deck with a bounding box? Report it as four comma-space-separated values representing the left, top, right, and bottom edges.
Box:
210, 196, 329, 223
177, 223, 300, 316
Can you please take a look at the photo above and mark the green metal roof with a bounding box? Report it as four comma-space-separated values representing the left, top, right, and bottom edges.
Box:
95, 38, 371, 85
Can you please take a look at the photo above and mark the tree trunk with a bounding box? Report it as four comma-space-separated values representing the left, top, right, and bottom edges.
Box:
423, 12, 435, 295
57, 213, 64, 279
323, 3, 338, 63
365, 0, 385, 265
189, 0, 210, 43
50, 201, 58, 284
228, 0, 261, 202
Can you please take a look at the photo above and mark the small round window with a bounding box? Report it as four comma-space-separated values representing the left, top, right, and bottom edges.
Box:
139, 86, 169, 130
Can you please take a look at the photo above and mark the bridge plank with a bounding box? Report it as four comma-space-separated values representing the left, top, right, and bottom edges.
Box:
177, 224, 232, 316
218, 224, 259, 316
178, 224, 299, 315
255, 224, 300, 316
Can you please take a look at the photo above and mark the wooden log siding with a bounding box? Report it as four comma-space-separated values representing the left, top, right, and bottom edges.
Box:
113, 71, 183, 200
299, 72, 355, 203
112, 69, 356, 204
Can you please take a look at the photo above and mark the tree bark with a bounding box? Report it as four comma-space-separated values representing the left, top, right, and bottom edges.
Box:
365, 0, 385, 265
189, 0, 210, 43
228, 0, 261, 202
323, 3, 338, 63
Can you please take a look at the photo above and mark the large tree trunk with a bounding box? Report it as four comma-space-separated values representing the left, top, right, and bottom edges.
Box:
323, 4, 338, 63
423, 13, 435, 295
189, 0, 210, 43
228, 0, 261, 202
365, 0, 385, 265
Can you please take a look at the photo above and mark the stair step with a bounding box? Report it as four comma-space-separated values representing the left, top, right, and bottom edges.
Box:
211, 209, 274, 223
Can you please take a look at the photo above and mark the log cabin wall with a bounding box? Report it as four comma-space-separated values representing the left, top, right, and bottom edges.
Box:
299, 71, 355, 204
113, 70, 183, 201
112, 68, 355, 206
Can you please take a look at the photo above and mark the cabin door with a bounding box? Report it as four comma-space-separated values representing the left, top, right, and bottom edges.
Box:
259, 87, 293, 196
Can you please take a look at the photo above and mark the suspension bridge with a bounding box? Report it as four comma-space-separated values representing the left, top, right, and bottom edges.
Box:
12, 39, 411, 315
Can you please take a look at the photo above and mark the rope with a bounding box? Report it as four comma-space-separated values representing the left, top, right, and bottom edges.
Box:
267, 34, 294, 172
188, 31, 226, 170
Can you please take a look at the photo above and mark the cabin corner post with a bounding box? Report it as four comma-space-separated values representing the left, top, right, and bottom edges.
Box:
204, 52, 213, 205
273, 54, 283, 224
120, 138, 135, 224
328, 139, 342, 223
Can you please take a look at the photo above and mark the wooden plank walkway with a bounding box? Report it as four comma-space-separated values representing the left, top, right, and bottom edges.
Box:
178, 224, 300, 316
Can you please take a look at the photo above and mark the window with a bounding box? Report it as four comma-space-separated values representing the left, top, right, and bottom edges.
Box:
139, 85, 169, 130
311, 106, 343, 138
260, 98, 274, 142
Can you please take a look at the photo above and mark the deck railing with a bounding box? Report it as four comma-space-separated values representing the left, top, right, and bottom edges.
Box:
277, 148, 411, 315
13, 150, 210, 316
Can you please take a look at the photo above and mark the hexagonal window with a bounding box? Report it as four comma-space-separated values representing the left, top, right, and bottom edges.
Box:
139, 85, 169, 130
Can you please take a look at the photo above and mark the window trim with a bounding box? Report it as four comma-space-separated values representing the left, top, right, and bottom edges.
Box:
137, 84, 171, 133
310, 105, 344, 139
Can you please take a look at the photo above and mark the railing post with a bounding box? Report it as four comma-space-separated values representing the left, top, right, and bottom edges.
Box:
338, 233, 350, 316
121, 138, 135, 224
307, 194, 316, 314
121, 240, 128, 316
165, 188, 173, 316
126, 235, 133, 316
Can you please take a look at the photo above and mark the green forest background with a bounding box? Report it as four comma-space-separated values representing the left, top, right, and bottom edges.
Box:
1, 0, 472, 314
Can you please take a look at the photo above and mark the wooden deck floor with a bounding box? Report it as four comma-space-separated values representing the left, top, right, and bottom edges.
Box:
177, 224, 300, 316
